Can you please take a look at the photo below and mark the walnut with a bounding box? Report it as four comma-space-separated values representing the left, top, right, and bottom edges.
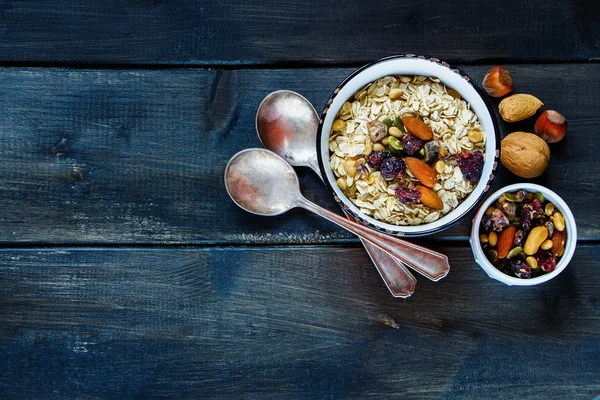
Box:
501, 132, 550, 178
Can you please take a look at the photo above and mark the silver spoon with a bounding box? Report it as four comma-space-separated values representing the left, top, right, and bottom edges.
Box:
257, 91, 451, 283
256, 90, 417, 296
225, 148, 450, 281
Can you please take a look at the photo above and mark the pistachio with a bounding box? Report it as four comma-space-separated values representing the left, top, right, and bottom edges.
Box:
487, 249, 499, 263
382, 117, 393, 128
535, 192, 545, 203
393, 116, 404, 130
503, 192, 518, 202
388, 136, 403, 155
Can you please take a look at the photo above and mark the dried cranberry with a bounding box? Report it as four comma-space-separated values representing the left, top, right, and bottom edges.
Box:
395, 186, 421, 205
490, 209, 509, 232
510, 259, 532, 279
380, 157, 406, 180
457, 150, 484, 182
514, 230, 527, 247
402, 134, 424, 156
535, 250, 557, 273
532, 199, 544, 217
367, 151, 392, 170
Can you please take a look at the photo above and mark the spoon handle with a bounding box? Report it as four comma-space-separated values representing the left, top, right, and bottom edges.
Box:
297, 196, 450, 281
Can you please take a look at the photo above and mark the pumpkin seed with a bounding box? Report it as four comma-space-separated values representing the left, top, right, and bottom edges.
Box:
507, 246, 523, 259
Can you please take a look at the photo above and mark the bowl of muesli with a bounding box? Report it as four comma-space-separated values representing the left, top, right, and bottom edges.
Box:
318, 55, 499, 236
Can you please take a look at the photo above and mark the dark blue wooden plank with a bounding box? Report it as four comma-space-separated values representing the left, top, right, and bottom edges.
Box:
0, 64, 598, 244
0, 245, 598, 398
0, 0, 597, 65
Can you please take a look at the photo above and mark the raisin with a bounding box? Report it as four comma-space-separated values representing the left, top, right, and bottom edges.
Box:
510, 259, 532, 279
457, 150, 484, 182
514, 230, 527, 247
380, 157, 406, 180
367, 151, 392, 170
395, 186, 421, 205
402, 134, 424, 156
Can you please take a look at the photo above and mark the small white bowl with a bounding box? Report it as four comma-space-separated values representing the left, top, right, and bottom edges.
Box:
470, 183, 577, 286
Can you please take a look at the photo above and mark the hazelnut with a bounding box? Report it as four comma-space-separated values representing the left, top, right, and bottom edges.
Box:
534, 110, 567, 143
482, 66, 513, 98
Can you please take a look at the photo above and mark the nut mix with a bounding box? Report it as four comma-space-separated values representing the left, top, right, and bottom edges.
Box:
479, 189, 567, 279
329, 75, 487, 226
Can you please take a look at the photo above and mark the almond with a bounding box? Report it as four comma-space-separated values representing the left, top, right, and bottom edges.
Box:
416, 186, 443, 210
401, 116, 434, 141
498, 94, 544, 122
550, 229, 566, 257
405, 157, 437, 188
497, 225, 517, 259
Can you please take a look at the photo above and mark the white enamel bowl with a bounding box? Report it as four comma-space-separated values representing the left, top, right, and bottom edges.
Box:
317, 55, 499, 237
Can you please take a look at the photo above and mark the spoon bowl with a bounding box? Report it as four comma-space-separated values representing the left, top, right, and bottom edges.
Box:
256, 90, 321, 174
224, 149, 300, 216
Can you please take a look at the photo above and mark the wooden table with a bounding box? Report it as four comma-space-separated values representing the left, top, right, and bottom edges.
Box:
0, 1, 598, 398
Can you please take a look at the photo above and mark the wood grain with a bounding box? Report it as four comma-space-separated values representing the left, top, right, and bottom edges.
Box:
0, 245, 597, 399
0, 0, 597, 65
0, 64, 597, 244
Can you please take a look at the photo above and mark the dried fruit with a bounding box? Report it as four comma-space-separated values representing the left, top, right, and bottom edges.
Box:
497, 225, 517, 258
520, 205, 533, 232
498, 94, 544, 122
401, 116, 434, 141
501, 202, 517, 219
380, 157, 406, 180
545, 220, 555, 238
416, 186, 443, 210
405, 157, 437, 188
422, 141, 440, 164
524, 226, 549, 255
490, 209, 510, 232
367, 121, 388, 142
482, 66, 514, 98
550, 229, 566, 257
514, 230, 526, 246
501, 132, 550, 178
535, 250, 557, 273
457, 150, 484, 182
395, 186, 420, 205
514, 190, 528, 202
510, 259, 532, 278
534, 110, 567, 143
367, 151, 392, 169
402, 134, 424, 156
